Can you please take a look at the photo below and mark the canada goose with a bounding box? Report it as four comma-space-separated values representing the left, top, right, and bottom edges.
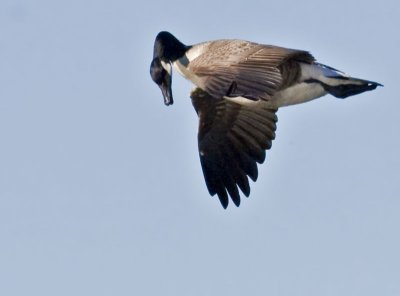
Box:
150, 31, 382, 208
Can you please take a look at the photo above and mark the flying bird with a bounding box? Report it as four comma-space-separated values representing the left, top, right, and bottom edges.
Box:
150, 31, 382, 209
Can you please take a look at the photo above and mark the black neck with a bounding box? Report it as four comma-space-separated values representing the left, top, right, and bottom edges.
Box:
153, 31, 190, 62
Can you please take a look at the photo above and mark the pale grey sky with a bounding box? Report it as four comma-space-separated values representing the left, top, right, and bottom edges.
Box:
1, 0, 399, 295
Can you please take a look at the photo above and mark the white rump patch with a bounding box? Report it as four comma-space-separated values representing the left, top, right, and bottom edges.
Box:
300, 63, 364, 87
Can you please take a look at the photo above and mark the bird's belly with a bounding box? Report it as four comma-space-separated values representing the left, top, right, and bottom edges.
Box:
270, 82, 327, 108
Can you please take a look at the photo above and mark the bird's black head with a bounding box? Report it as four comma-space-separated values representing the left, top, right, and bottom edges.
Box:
150, 31, 189, 106
150, 58, 173, 105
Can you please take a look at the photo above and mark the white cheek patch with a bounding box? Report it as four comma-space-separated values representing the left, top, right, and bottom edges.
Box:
161, 60, 172, 75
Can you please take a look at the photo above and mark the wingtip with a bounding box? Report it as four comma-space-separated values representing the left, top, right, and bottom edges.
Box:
220, 199, 229, 209
232, 197, 241, 207
216, 189, 229, 209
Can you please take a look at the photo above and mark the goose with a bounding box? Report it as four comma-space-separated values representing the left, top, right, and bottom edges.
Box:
150, 31, 382, 209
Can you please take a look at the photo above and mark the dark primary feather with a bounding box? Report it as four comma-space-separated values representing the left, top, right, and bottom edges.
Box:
191, 88, 278, 208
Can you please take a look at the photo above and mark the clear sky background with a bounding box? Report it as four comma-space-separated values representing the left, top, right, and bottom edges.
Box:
1, 0, 399, 295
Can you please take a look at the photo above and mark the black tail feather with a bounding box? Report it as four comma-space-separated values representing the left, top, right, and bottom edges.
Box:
305, 78, 382, 99
324, 81, 381, 98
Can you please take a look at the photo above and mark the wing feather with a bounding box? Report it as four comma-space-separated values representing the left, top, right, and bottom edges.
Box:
191, 88, 278, 208
189, 41, 314, 101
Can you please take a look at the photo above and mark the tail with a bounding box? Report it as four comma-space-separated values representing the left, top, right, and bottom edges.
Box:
320, 76, 382, 99
302, 63, 383, 99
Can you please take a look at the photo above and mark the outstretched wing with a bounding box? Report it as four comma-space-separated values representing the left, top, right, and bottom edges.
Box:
189, 40, 315, 101
191, 88, 278, 208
